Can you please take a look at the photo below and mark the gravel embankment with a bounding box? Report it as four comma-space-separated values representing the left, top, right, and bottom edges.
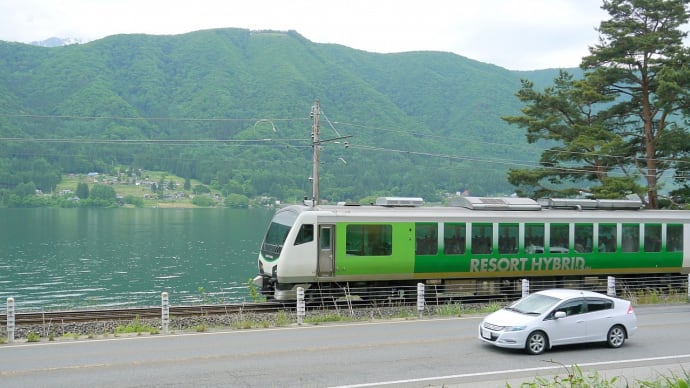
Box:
2, 305, 475, 342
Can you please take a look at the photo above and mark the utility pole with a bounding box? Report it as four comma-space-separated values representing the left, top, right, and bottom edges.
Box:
311, 99, 320, 207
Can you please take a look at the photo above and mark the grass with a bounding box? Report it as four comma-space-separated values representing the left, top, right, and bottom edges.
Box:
114, 316, 160, 335
304, 312, 354, 325
627, 287, 689, 305
62, 332, 81, 340
193, 324, 208, 332
512, 363, 690, 388
26, 331, 41, 342
433, 301, 505, 317
275, 310, 290, 326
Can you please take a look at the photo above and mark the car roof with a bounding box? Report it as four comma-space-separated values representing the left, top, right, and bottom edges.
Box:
533, 288, 610, 300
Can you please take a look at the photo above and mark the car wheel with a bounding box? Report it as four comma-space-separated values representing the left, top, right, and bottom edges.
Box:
606, 325, 626, 348
525, 331, 548, 355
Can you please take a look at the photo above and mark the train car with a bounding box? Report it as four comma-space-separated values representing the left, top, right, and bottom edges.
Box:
253, 196, 690, 301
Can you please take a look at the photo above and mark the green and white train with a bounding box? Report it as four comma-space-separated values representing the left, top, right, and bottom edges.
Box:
253, 196, 690, 300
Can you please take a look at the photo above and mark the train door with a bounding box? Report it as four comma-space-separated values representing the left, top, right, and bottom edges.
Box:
317, 224, 335, 276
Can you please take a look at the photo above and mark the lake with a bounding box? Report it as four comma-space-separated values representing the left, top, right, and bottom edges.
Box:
0, 208, 275, 312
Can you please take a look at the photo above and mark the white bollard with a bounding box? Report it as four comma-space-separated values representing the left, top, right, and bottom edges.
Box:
687, 275, 690, 303
7, 298, 15, 344
607, 276, 616, 296
296, 287, 305, 325
417, 283, 425, 317
521, 279, 529, 297
161, 292, 169, 334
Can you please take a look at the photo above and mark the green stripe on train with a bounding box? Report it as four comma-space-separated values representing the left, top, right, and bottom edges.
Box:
332, 221, 683, 276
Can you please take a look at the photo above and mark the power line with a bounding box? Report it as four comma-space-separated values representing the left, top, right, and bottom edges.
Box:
3, 112, 688, 175
0, 113, 308, 123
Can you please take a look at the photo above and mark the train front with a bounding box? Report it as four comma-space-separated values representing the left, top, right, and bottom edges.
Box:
253, 205, 305, 299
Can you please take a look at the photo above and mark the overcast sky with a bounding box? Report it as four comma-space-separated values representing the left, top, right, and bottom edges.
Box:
0, 0, 611, 70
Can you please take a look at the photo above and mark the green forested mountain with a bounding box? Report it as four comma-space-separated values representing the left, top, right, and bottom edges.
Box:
0, 28, 565, 204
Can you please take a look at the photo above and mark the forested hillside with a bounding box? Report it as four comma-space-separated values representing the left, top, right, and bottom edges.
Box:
0, 28, 564, 205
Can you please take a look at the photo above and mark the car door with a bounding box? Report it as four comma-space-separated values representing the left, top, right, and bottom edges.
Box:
543, 298, 587, 346
583, 297, 615, 342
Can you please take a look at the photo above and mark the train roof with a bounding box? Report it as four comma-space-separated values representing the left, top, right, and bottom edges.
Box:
277, 196, 690, 223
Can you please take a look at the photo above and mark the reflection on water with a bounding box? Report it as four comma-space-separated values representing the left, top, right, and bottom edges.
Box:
0, 208, 273, 311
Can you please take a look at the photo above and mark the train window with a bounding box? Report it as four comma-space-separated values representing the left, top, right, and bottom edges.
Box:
644, 224, 661, 252
622, 224, 640, 252
319, 227, 331, 250
667, 224, 683, 252
294, 224, 314, 245
574, 224, 593, 253
346, 224, 392, 256
598, 224, 617, 253
498, 223, 518, 254
444, 223, 466, 255
471, 223, 493, 254
416, 223, 438, 256
525, 223, 545, 253
549, 224, 569, 253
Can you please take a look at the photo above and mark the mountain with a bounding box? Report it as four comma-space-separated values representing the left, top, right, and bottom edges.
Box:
0, 28, 568, 204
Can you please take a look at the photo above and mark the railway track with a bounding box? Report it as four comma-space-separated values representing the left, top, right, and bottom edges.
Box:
0, 302, 292, 326
3, 275, 686, 327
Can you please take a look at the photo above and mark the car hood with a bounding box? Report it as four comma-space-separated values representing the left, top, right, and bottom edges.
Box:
484, 308, 538, 327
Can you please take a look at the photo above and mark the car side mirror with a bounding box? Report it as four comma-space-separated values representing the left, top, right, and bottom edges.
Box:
554, 311, 566, 319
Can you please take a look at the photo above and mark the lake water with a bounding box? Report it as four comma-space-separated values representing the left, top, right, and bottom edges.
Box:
0, 208, 275, 312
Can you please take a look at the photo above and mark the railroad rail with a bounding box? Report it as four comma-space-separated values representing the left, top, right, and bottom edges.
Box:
0, 302, 292, 326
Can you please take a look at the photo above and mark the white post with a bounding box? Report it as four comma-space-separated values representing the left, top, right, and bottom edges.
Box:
687, 275, 690, 303
417, 283, 425, 318
7, 298, 15, 344
161, 292, 169, 334
521, 279, 529, 297
296, 287, 305, 325
607, 276, 616, 296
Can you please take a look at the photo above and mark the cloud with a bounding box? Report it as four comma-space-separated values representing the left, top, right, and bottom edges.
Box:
0, 0, 610, 70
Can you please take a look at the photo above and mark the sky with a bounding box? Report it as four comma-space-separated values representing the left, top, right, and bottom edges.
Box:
0, 0, 611, 71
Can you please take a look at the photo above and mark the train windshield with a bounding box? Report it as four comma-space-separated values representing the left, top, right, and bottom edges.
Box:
261, 210, 298, 259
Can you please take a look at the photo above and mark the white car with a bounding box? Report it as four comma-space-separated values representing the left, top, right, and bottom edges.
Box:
478, 289, 637, 355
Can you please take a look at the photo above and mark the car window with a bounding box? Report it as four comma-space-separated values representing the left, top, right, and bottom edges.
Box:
550, 299, 584, 318
508, 293, 560, 315
585, 298, 613, 312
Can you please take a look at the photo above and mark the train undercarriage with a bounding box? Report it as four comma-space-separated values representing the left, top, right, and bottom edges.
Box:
257, 273, 688, 306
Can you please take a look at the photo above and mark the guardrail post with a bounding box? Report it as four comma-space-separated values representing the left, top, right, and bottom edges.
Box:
161, 292, 169, 334
521, 279, 529, 297
296, 287, 305, 325
7, 297, 15, 344
687, 274, 690, 303
417, 283, 425, 318
607, 276, 616, 296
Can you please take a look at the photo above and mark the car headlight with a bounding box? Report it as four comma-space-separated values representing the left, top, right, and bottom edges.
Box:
505, 325, 526, 332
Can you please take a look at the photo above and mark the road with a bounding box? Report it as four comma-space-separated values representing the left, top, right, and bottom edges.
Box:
1, 304, 689, 387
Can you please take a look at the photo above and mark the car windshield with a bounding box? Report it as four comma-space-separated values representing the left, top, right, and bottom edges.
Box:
506, 293, 561, 315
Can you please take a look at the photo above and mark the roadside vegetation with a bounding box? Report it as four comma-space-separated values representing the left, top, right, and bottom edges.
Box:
513, 363, 690, 388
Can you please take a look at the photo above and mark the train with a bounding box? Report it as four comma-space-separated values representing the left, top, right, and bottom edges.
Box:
252, 196, 690, 301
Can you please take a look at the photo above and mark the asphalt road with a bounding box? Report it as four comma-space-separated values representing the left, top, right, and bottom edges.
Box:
1, 304, 689, 387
